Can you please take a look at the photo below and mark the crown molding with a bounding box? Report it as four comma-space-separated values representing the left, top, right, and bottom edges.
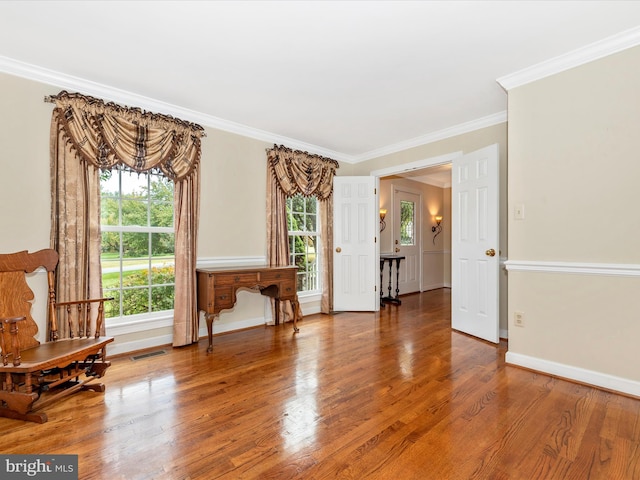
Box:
352, 111, 507, 163
0, 55, 353, 163
497, 26, 640, 91
0, 54, 505, 165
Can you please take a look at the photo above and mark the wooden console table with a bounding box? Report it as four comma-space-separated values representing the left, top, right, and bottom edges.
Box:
196, 265, 300, 352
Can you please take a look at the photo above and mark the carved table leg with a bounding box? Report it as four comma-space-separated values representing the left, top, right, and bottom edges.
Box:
274, 299, 281, 326
205, 313, 219, 353
291, 299, 300, 333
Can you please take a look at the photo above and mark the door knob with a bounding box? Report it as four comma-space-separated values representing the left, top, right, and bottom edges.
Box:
485, 248, 496, 257
336, 247, 341, 253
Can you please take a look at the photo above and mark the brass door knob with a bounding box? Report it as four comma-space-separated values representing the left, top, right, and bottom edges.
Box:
485, 248, 496, 257
336, 247, 342, 253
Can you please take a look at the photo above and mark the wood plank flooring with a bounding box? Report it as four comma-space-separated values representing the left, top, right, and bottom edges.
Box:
1, 289, 639, 479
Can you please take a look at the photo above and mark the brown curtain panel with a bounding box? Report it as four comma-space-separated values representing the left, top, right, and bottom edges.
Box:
49, 91, 204, 346
50, 128, 102, 339
266, 145, 339, 317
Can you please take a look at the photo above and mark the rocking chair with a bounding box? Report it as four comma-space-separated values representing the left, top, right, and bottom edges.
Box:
0, 249, 114, 423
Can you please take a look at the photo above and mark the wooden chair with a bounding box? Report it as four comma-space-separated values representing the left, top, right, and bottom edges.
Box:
0, 249, 114, 423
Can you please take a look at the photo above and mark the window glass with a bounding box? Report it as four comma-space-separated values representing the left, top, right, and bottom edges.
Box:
100, 169, 175, 320
286, 194, 321, 293
400, 200, 415, 246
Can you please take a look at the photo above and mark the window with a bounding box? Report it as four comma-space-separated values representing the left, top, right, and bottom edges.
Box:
100, 169, 175, 320
286, 194, 320, 293
400, 200, 415, 246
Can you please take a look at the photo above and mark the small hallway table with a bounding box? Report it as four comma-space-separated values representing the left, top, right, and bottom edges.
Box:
380, 254, 405, 307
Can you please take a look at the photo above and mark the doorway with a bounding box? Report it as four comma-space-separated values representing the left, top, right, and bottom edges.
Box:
374, 151, 460, 295
372, 145, 501, 344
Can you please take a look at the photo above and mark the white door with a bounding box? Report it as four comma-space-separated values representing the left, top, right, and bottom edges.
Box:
451, 144, 500, 343
393, 187, 421, 294
333, 176, 378, 311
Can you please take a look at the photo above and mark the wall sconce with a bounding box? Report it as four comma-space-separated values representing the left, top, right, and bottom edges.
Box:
432, 215, 443, 244
379, 209, 387, 232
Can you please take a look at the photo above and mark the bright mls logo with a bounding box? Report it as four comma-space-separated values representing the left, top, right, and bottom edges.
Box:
0, 455, 78, 479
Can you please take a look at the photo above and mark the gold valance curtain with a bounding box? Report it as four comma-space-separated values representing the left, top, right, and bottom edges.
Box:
49, 91, 203, 180
49, 91, 204, 346
266, 145, 339, 316
267, 144, 339, 200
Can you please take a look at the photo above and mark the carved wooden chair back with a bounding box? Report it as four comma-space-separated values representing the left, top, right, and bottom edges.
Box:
0, 250, 58, 363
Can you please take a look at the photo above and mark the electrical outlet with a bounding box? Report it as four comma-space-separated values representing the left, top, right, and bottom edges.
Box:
514, 311, 525, 327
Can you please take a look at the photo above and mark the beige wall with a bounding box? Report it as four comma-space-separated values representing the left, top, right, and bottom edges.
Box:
0, 74, 58, 345
198, 129, 270, 257
0, 73, 52, 253
507, 45, 640, 387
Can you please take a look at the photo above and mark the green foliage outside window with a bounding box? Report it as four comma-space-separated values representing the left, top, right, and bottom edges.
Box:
287, 195, 320, 292
104, 266, 175, 318
100, 169, 175, 319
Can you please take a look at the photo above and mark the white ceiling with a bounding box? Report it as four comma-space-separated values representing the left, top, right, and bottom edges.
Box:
1, 1, 640, 164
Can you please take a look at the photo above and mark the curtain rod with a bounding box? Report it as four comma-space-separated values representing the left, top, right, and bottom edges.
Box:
42, 94, 206, 136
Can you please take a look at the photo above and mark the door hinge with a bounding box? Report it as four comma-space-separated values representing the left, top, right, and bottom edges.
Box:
374, 187, 377, 194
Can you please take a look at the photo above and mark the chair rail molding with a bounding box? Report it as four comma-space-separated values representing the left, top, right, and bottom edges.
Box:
504, 259, 640, 277
197, 255, 267, 268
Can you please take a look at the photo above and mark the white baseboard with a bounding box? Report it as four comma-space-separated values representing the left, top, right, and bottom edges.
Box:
505, 351, 640, 397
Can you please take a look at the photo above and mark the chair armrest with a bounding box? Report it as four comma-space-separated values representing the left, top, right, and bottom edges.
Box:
0, 316, 26, 366
54, 297, 114, 340
54, 297, 115, 308
1, 316, 27, 324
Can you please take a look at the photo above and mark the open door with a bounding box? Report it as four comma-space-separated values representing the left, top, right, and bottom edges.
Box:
333, 176, 378, 311
451, 144, 500, 343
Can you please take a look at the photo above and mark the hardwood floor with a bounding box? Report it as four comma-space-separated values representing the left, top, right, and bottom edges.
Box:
1, 289, 639, 479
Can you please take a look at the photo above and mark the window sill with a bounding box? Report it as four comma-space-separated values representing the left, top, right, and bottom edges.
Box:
298, 291, 321, 301
106, 311, 174, 336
